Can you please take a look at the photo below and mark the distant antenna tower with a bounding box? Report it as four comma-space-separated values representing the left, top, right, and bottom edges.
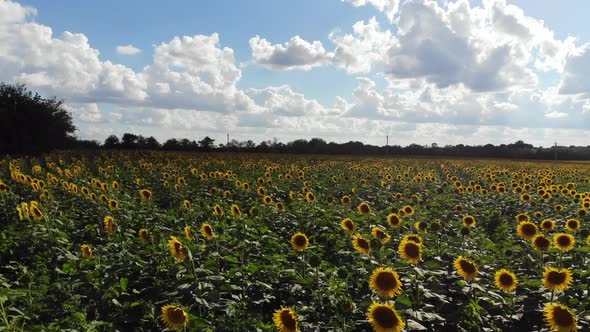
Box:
554, 140, 557, 162
227, 132, 230, 146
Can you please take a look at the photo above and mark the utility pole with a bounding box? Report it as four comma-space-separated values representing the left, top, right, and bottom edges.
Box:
386, 135, 389, 155
227, 132, 229, 146
554, 140, 557, 162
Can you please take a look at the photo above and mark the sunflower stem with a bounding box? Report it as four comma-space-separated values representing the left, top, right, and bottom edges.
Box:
413, 265, 420, 311
550, 290, 554, 303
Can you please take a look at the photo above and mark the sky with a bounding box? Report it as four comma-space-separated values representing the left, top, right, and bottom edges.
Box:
1, 0, 590, 147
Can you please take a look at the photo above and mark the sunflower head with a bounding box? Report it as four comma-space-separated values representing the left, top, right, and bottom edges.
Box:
183, 199, 191, 209
291, 232, 309, 251
273, 307, 298, 332
263, 195, 273, 204
387, 213, 401, 228
543, 267, 573, 291
139, 189, 152, 201
462, 215, 476, 227
454, 256, 478, 281
341, 218, 355, 234
494, 269, 517, 292
565, 219, 580, 232
108, 199, 118, 211
213, 204, 224, 216
305, 192, 316, 203
532, 234, 552, 251
139, 228, 149, 241
516, 221, 538, 240
352, 234, 371, 255
371, 227, 391, 244
276, 202, 285, 212
544, 303, 577, 332
369, 267, 402, 298
515, 213, 530, 223
541, 219, 556, 232
200, 223, 214, 240
402, 205, 415, 216
184, 226, 194, 241
553, 233, 575, 252
81, 244, 93, 259
230, 204, 242, 218
160, 304, 189, 330
520, 193, 531, 203
341, 195, 351, 204
399, 239, 422, 264
367, 302, 405, 332
103, 215, 115, 236
168, 236, 186, 262
30, 205, 44, 221
357, 202, 371, 216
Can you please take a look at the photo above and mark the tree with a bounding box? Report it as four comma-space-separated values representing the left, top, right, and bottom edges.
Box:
103, 135, 120, 148
198, 136, 215, 150
0, 82, 76, 154
121, 133, 139, 148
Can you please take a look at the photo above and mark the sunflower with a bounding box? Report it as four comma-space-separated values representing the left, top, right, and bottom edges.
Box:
139, 189, 152, 201
276, 202, 285, 212
139, 228, 149, 241
516, 221, 538, 240
341, 218, 355, 234
184, 226, 194, 241
257, 187, 265, 196
366, 302, 405, 332
81, 245, 93, 259
535, 211, 544, 218
541, 219, 556, 232
494, 269, 517, 292
387, 213, 401, 228
554, 204, 564, 212
402, 205, 415, 216
565, 219, 580, 232
515, 213, 530, 223
553, 233, 575, 252
352, 234, 371, 255
230, 204, 242, 218
371, 227, 391, 244
213, 204, 224, 217
455, 204, 463, 212
30, 204, 44, 221
520, 193, 532, 203
341, 195, 351, 204
369, 267, 402, 298
291, 233, 309, 251
532, 234, 552, 251
263, 195, 273, 204
183, 199, 191, 209
160, 304, 189, 330
543, 267, 573, 291
402, 234, 422, 244
544, 303, 577, 332
108, 199, 118, 211
104, 216, 115, 236
168, 236, 186, 262
414, 221, 428, 233
273, 307, 298, 332
454, 256, 478, 281
399, 239, 421, 264
462, 215, 476, 227
200, 224, 214, 240
305, 192, 316, 203
357, 202, 371, 216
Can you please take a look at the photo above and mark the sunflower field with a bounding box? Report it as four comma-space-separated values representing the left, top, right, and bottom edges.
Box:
0, 151, 589, 331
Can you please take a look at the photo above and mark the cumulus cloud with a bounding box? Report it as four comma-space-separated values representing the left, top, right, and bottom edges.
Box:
558, 44, 590, 98
116, 44, 141, 55
342, 0, 400, 22
249, 35, 330, 70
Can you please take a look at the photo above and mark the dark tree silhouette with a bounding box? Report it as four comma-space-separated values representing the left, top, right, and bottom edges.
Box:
0, 82, 76, 154
104, 135, 120, 148
198, 136, 215, 150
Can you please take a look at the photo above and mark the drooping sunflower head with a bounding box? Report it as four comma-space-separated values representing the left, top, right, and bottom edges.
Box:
81, 244, 93, 259
387, 213, 401, 228
184, 226, 194, 241
291, 232, 309, 251
103, 215, 115, 236
543, 267, 573, 291
357, 202, 371, 216
532, 234, 552, 251
554, 233, 575, 252
139, 189, 152, 201
273, 307, 298, 332
494, 269, 517, 292
541, 219, 556, 232
462, 215, 476, 228
200, 223, 214, 240
367, 302, 405, 332
371, 227, 391, 244
454, 256, 478, 281
399, 239, 422, 264
565, 219, 580, 232
160, 304, 189, 330
544, 303, 577, 332
516, 221, 538, 240
168, 236, 186, 262
341, 218, 355, 234
369, 267, 402, 298
352, 234, 371, 255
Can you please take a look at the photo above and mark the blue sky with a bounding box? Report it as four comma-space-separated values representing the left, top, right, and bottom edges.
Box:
3, 0, 590, 146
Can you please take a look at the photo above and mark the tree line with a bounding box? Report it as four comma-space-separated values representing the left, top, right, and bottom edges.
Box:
1, 82, 590, 160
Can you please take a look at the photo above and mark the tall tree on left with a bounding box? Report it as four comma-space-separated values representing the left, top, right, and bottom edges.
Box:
0, 83, 76, 154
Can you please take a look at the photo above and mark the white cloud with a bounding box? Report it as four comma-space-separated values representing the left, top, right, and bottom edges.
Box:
0, 0, 35, 24
116, 44, 141, 55
343, 0, 400, 22
249, 35, 330, 70
558, 44, 590, 98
